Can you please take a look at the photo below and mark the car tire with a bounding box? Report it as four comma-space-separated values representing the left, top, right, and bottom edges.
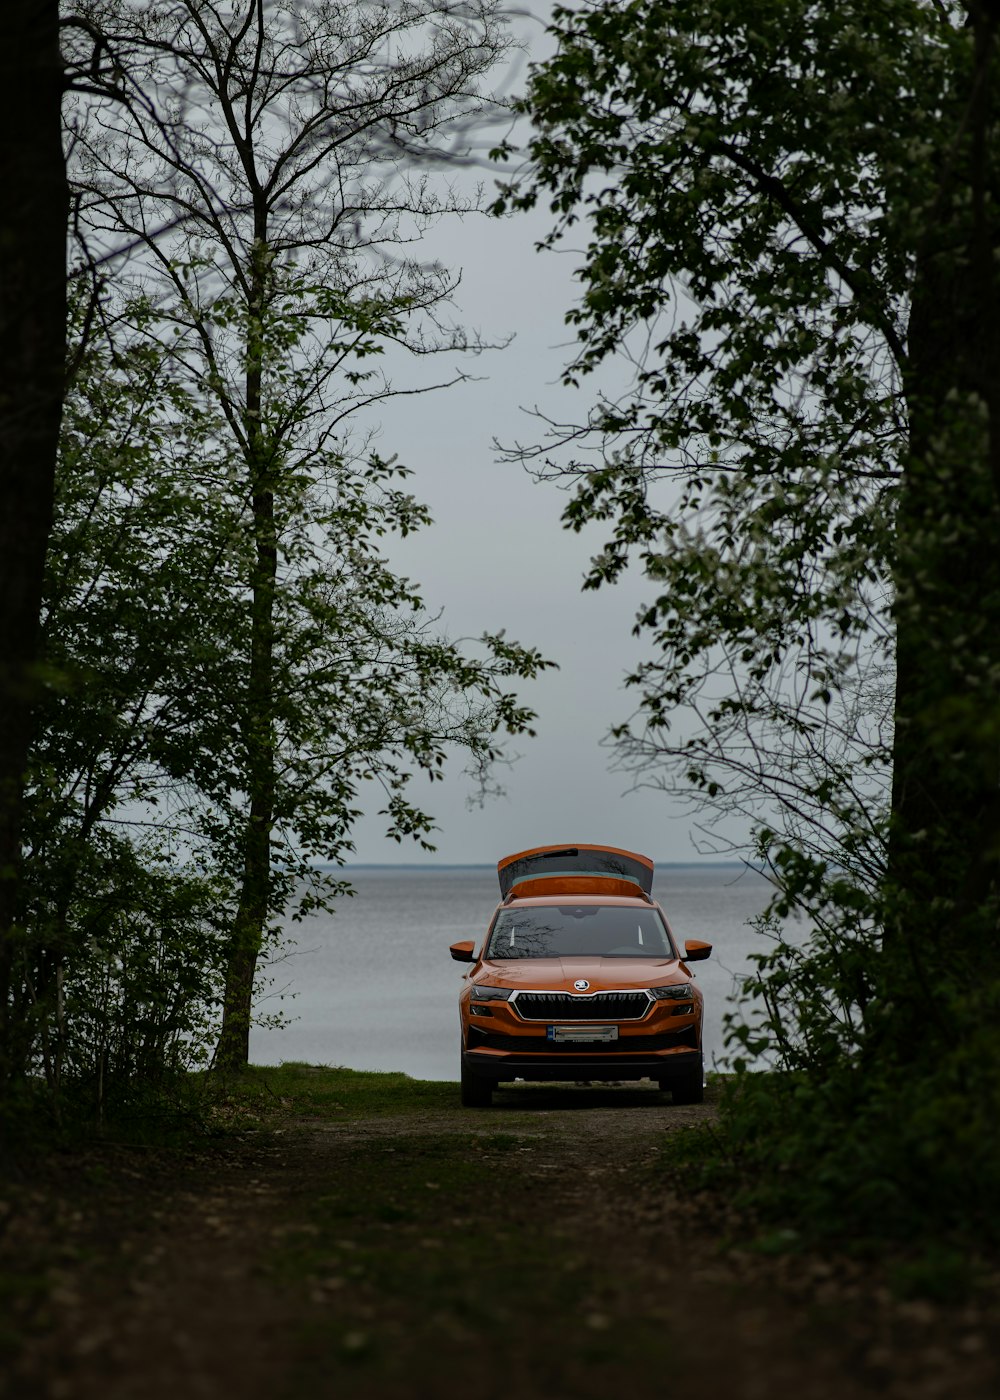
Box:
460, 1060, 493, 1108
667, 1071, 704, 1106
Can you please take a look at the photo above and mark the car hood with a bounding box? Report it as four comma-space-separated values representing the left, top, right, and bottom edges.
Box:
477, 957, 683, 992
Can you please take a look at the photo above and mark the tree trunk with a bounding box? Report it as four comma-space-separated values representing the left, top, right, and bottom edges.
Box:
213, 235, 276, 1074
0, 0, 67, 1083
887, 7, 1000, 1041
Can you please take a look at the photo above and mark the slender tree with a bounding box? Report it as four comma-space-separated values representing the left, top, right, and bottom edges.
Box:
61, 0, 544, 1073
17, 294, 539, 1092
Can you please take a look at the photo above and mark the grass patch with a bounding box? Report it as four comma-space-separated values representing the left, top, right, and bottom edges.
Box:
236, 1061, 459, 1120
229, 1064, 675, 1130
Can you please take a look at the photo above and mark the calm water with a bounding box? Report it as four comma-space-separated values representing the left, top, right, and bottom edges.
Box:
250, 864, 789, 1080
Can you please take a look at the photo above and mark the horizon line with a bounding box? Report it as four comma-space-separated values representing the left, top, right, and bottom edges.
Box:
318, 859, 750, 870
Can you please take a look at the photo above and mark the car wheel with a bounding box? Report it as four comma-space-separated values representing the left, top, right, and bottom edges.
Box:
460, 1060, 493, 1108
667, 1071, 704, 1106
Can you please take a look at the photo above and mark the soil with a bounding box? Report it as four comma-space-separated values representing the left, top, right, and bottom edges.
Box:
2, 1078, 998, 1400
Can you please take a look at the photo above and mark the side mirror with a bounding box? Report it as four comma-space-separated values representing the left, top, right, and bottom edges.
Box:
683, 940, 712, 962
450, 940, 476, 963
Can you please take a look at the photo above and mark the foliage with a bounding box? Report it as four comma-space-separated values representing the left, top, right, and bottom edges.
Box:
9, 255, 548, 1097
60, 0, 548, 1071
14, 304, 235, 1100
1, 0, 550, 1098
494, 0, 1000, 1247
492, 0, 937, 887
8, 301, 230, 1101
665, 1053, 1000, 1267
0, 0, 559, 1091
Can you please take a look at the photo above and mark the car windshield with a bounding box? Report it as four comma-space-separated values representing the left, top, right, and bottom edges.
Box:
485, 905, 675, 960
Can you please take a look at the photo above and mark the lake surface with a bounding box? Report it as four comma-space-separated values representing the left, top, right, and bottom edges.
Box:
250, 863, 789, 1081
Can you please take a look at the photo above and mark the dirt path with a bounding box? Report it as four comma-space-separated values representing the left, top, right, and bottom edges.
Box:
3, 1078, 998, 1400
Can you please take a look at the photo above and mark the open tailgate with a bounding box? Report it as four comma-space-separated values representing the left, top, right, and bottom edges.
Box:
497, 844, 654, 900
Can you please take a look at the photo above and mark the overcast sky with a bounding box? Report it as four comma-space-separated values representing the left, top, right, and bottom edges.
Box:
344, 12, 745, 866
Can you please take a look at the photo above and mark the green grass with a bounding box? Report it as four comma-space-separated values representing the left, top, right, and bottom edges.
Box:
237, 1061, 460, 1119
230, 1061, 674, 1127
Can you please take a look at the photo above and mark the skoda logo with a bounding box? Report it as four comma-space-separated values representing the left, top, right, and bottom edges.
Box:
573, 979, 590, 992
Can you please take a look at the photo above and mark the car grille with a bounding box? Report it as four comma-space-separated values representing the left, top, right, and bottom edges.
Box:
512, 991, 651, 1022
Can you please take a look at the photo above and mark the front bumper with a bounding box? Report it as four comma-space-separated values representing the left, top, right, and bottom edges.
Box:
462, 1046, 703, 1085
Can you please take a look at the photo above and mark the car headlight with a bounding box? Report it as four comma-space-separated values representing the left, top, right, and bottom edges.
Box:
470, 985, 512, 1001
650, 984, 694, 1001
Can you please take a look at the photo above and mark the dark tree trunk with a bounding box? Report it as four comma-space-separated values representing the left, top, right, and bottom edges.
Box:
0, 0, 67, 1082
887, 6, 1000, 1039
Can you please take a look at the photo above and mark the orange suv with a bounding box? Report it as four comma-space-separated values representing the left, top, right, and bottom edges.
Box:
450, 844, 711, 1107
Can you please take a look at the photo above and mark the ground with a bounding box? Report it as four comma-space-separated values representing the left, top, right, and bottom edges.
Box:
2, 1068, 998, 1399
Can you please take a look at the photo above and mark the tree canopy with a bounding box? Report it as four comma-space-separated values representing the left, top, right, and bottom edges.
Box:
495, 0, 1000, 1240
2, 0, 551, 1096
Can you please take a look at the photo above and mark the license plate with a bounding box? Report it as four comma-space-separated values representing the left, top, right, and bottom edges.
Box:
546, 1025, 619, 1043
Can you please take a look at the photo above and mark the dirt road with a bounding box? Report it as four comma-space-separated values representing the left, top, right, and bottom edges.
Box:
3, 1074, 998, 1400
